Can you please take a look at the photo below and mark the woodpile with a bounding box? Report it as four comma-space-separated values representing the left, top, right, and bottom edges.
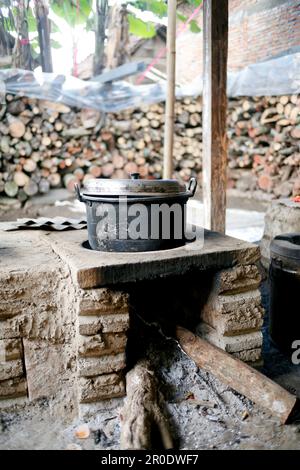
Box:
227, 95, 300, 198
0, 93, 300, 201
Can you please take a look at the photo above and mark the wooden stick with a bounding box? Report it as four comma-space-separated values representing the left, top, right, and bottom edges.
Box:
163, 0, 177, 179
176, 326, 298, 424
120, 359, 173, 450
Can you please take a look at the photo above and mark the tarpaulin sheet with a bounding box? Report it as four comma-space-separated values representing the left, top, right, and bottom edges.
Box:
0, 68, 166, 111
1, 52, 299, 112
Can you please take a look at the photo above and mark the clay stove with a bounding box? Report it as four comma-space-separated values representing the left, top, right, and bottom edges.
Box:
0, 228, 264, 420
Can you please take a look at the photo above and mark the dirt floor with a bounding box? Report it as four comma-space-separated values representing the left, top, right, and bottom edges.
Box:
1, 191, 300, 450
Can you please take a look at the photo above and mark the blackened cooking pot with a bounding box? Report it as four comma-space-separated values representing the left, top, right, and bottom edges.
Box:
75, 173, 197, 252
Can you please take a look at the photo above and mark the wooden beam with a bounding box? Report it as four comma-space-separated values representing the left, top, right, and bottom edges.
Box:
93, 61, 146, 83
176, 326, 299, 424
202, 0, 228, 233
163, 0, 177, 179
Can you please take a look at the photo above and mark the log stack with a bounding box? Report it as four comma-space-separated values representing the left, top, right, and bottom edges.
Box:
227, 95, 300, 198
0, 93, 300, 201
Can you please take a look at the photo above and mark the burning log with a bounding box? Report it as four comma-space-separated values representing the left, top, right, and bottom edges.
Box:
120, 359, 173, 450
176, 326, 299, 424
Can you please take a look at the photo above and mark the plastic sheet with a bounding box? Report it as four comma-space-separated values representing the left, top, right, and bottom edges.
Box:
0, 68, 166, 112
1, 52, 300, 112
181, 52, 300, 98
227, 51, 300, 97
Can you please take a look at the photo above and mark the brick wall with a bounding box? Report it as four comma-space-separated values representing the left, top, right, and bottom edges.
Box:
0, 228, 265, 415
229, 0, 300, 71
175, 0, 300, 84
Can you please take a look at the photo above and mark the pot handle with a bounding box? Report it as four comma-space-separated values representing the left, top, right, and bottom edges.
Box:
187, 177, 197, 197
74, 184, 83, 202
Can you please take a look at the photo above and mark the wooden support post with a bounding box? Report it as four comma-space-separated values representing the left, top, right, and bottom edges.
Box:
202, 0, 228, 233
163, 0, 177, 179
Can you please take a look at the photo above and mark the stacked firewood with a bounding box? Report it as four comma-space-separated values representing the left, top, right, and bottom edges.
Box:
227, 95, 300, 197
0, 93, 300, 201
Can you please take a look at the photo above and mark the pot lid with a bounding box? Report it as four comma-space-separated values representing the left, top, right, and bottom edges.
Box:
82, 173, 187, 197
271, 233, 300, 260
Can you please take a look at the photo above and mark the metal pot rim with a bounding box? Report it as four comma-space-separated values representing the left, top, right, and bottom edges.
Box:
75, 178, 197, 202
83, 176, 186, 197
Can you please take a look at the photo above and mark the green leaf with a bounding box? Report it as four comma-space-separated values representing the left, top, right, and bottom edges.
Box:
189, 20, 201, 33
128, 14, 156, 39
50, 20, 60, 33
186, 0, 203, 7
5, 7, 37, 33
0, 3, 16, 31
128, 0, 167, 17
30, 39, 40, 50
51, 0, 92, 27
10, 6, 37, 32
27, 7, 37, 33
79, 0, 93, 17
177, 12, 187, 23
143, 0, 167, 17
85, 16, 95, 32
50, 38, 61, 49
30, 37, 40, 57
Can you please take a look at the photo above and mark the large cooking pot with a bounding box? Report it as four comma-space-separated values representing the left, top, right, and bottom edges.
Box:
269, 233, 300, 355
75, 173, 197, 252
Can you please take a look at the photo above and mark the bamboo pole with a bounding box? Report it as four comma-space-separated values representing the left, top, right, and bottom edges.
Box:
163, 0, 177, 179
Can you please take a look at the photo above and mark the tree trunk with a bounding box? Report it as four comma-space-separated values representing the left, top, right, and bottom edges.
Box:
0, 17, 15, 57
34, 0, 53, 73
106, 4, 129, 70
12, 0, 33, 70
93, 0, 108, 76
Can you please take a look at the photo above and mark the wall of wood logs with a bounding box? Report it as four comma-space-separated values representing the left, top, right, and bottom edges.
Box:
0, 94, 300, 201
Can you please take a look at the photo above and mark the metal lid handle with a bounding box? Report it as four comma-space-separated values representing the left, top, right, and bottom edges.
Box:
187, 177, 197, 197
74, 184, 83, 202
